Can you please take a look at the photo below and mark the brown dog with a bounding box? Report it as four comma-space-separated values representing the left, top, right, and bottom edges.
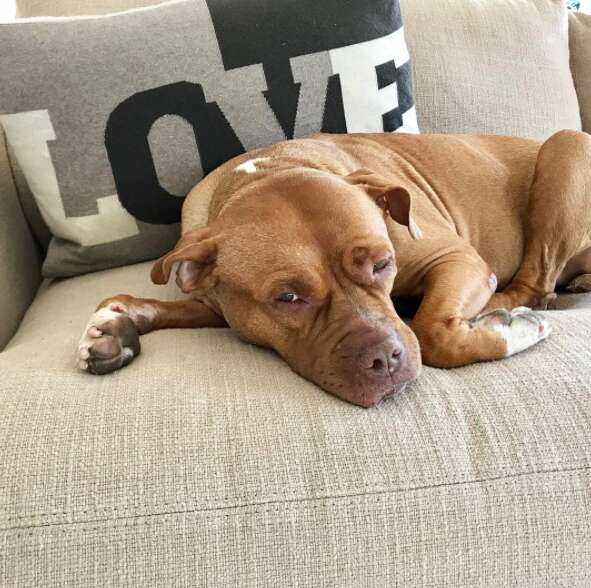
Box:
77, 131, 591, 407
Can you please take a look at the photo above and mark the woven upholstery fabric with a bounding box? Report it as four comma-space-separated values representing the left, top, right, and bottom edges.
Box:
1, 262, 590, 585
16, 0, 162, 17
400, 0, 581, 138
0, 126, 41, 350
570, 11, 591, 134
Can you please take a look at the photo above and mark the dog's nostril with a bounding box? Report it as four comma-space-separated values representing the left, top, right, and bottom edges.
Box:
365, 342, 405, 374
371, 358, 385, 372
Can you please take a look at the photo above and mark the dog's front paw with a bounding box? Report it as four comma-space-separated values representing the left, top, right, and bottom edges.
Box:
472, 306, 551, 357
77, 306, 140, 374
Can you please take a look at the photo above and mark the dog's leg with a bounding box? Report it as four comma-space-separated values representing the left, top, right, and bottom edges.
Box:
486, 130, 591, 311
411, 259, 550, 368
77, 295, 226, 374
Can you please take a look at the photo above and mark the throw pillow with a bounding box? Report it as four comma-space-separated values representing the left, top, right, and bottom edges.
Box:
1, 0, 418, 277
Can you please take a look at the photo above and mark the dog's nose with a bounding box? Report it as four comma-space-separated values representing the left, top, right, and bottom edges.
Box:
367, 337, 405, 375
340, 329, 406, 376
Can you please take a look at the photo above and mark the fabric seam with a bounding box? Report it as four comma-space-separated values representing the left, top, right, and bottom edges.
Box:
2, 463, 589, 533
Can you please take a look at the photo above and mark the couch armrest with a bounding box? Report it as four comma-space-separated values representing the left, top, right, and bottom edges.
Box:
0, 126, 42, 351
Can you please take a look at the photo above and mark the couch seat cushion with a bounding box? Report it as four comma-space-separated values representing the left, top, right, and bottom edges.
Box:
1, 261, 590, 585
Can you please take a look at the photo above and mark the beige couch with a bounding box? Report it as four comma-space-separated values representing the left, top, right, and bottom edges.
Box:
2, 1, 591, 585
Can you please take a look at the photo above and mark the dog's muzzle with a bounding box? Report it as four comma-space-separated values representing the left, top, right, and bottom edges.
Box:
335, 327, 411, 407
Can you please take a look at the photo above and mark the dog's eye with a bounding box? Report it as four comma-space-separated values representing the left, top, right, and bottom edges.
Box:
373, 257, 392, 274
276, 292, 300, 303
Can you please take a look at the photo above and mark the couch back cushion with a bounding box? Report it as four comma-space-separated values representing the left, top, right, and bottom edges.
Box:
18, 0, 583, 141
1, 0, 418, 277
569, 10, 591, 134
15, 0, 161, 17
400, 0, 581, 138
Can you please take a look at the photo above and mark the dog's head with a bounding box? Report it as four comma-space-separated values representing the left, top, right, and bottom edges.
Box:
152, 166, 422, 407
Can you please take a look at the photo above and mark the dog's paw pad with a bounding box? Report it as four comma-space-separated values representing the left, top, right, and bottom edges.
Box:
77, 306, 140, 375
473, 306, 551, 357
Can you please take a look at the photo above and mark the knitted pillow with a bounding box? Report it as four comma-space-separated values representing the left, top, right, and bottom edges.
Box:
0, 0, 418, 277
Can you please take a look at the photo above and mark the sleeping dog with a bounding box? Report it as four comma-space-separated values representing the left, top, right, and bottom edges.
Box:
78, 131, 591, 407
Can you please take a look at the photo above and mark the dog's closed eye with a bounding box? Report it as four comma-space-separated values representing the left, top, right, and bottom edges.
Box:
373, 257, 392, 274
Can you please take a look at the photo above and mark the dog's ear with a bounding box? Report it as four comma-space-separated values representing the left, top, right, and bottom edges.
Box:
344, 169, 422, 240
151, 228, 217, 293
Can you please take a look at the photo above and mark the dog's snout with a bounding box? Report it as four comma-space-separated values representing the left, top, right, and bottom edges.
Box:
340, 329, 406, 376
315, 321, 421, 408
368, 338, 405, 375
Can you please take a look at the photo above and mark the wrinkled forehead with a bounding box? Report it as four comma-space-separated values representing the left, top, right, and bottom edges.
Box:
294, 176, 391, 254
282, 170, 386, 226
222, 169, 388, 238
214, 170, 390, 282
214, 229, 329, 300
218, 216, 324, 276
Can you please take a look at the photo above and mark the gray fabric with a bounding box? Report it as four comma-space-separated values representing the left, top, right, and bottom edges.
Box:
569, 11, 591, 134
8, 143, 52, 252
0, 126, 41, 351
16, 0, 163, 17
1, 261, 590, 584
400, 0, 582, 138
0, 0, 417, 278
